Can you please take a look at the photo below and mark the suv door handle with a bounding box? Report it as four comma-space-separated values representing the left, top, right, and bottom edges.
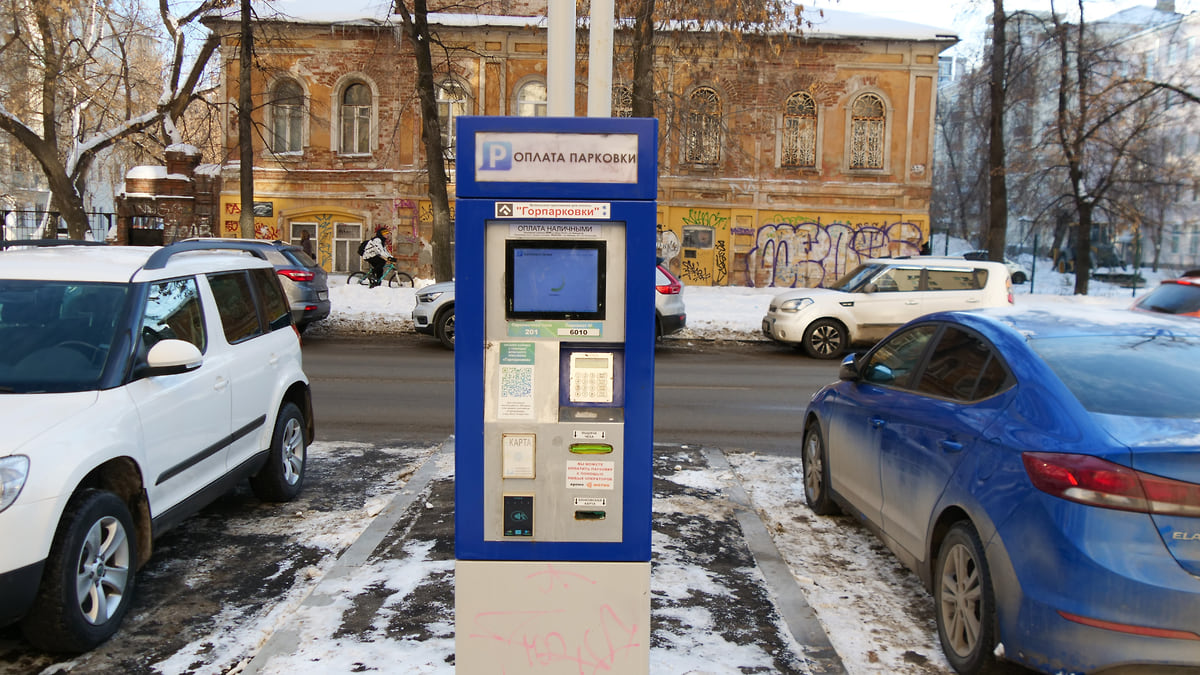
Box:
870, 416, 886, 428
269, 354, 280, 366
940, 440, 964, 453
214, 376, 228, 392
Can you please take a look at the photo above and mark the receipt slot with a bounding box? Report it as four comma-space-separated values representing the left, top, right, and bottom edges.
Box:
454, 116, 657, 674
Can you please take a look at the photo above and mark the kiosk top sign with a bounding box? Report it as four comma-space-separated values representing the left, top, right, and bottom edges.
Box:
476, 133, 638, 184
456, 116, 658, 201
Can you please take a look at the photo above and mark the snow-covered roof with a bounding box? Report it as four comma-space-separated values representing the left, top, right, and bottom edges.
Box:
126, 165, 191, 181
166, 143, 201, 156
1101, 5, 1182, 27
249, 2, 956, 43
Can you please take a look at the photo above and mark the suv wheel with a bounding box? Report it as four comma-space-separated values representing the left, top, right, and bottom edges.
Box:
802, 319, 846, 359
250, 402, 307, 502
22, 490, 137, 653
435, 305, 456, 350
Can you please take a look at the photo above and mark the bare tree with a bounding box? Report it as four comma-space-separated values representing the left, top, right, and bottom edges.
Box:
1044, 0, 1184, 292
239, 0, 255, 238
985, 0, 1010, 262
393, 0, 455, 282
0, 0, 222, 239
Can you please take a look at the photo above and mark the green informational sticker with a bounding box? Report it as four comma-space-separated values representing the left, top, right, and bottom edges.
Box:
499, 342, 536, 364
506, 321, 604, 339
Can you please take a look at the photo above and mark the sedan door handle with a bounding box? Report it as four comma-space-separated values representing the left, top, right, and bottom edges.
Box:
214, 376, 228, 392
940, 440, 963, 453
905, 300, 919, 305
269, 354, 280, 366
870, 416, 886, 428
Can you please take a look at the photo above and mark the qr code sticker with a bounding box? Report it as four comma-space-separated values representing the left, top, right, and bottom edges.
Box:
500, 365, 533, 399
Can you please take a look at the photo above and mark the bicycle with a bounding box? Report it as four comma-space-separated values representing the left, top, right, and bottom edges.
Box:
347, 259, 414, 288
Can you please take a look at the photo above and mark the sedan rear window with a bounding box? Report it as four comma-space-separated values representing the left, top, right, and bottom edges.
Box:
1136, 283, 1200, 315
1031, 334, 1200, 418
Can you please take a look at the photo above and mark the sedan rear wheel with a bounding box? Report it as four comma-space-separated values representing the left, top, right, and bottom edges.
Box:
935, 522, 998, 674
802, 319, 846, 359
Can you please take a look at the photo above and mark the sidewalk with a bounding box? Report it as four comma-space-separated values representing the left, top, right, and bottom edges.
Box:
239, 442, 846, 674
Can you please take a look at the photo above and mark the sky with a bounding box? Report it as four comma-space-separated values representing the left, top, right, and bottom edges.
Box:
808, 0, 1200, 56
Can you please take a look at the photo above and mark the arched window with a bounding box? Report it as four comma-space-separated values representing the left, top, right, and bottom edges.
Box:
849, 93, 886, 170
340, 82, 372, 154
437, 79, 470, 160
270, 79, 305, 154
781, 92, 816, 168
515, 80, 547, 117
612, 84, 633, 118
685, 87, 721, 166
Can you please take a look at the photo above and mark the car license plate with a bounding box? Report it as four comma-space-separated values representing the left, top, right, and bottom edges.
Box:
318, 291, 328, 300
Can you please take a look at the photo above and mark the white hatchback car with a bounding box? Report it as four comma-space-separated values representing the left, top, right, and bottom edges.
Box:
0, 240, 313, 652
762, 256, 1013, 358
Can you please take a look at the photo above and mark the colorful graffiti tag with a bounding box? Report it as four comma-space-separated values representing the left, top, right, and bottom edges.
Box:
747, 219, 923, 288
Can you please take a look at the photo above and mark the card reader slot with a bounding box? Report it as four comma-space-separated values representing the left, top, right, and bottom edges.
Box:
569, 443, 613, 454
574, 510, 607, 521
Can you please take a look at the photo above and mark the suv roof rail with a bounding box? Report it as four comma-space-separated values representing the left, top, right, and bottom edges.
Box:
1, 239, 107, 249
143, 239, 270, 270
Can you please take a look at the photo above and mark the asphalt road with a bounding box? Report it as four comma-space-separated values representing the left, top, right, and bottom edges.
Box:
301, 331, 842, 455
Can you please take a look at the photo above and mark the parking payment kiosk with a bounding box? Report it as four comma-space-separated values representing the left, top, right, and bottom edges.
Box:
454, 116, 657, 673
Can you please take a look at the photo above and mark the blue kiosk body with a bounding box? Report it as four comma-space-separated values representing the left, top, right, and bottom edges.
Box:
453, 116, 658, 672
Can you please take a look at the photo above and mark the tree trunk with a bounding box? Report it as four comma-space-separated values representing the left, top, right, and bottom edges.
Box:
238, 0, 255, 239
397, 0, 453, 282
985, 0, 1009, 263
631, 0, 656, 118
1074, 199, 1093, 294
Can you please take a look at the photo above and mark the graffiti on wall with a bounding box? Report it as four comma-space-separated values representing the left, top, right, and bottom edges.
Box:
222, 202, 277, 239
746, 218, 923, 288
315, 214, 334, 270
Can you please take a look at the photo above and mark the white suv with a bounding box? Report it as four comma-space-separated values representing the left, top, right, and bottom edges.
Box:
762, 256, 1013, 358
0, 240, 313, 652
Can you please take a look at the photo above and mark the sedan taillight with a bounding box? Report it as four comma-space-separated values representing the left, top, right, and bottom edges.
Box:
1022, 452, 1200, 517
278, 268, 315, 282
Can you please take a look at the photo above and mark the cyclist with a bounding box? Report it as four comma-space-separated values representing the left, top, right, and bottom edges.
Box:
360, 227, 394, 287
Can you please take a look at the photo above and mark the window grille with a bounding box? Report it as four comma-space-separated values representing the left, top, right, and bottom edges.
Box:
782, 92, 817, 168
850, 93, 885, 170
685, 87, 721, 166
613, 84, 633, 118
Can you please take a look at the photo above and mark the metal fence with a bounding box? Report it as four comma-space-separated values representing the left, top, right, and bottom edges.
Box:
1, 210, 113, 242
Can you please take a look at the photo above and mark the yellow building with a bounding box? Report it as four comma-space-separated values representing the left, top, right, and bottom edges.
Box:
206, 4, 954, 287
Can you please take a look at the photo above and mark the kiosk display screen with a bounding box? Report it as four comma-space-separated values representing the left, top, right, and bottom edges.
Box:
506, 240, 606, 320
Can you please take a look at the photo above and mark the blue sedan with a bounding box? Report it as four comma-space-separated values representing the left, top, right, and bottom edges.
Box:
801, 306, 1200, 675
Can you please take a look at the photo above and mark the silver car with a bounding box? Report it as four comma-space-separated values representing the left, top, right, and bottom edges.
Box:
184, 238, 330, 331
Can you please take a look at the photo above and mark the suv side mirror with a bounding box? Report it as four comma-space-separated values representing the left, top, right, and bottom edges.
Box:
142, 339, 203, 377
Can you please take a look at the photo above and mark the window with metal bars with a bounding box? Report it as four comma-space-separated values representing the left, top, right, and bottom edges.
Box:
849, 93, 886, 170
782, 92, 817, 168
684, 87, 721, 166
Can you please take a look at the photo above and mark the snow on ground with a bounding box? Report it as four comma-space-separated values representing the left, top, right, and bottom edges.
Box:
267, 248, 1170, 675
316, 246, 1165, 341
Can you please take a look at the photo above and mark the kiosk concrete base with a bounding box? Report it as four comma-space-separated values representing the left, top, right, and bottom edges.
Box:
455, 560, 650, 674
